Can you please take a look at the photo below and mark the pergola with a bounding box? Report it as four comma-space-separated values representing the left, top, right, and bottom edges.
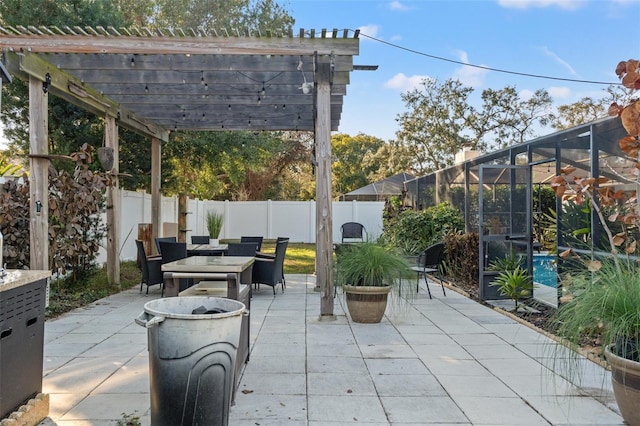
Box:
0, 25, 364, 317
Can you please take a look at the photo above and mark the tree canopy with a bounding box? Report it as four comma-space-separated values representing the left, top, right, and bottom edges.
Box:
396, 78, 554, 174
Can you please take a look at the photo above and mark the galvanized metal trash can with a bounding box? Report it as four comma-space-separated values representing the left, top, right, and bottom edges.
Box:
136, 297, 246, 426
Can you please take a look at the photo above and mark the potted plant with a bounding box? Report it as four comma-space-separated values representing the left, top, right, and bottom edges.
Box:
550, 58, 640, 425
206, 211, 223, 245
336, 241, 410, 323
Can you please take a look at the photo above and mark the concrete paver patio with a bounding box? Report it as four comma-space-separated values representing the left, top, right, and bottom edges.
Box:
37, 275, 623, 425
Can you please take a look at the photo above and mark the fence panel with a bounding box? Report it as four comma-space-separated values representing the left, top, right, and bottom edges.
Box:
101, 191, 384, 263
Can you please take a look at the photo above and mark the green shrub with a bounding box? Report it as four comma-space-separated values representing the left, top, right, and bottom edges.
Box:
383, 202, 464, 255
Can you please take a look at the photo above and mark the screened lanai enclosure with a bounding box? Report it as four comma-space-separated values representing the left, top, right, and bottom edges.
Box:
404, 117, 629, 307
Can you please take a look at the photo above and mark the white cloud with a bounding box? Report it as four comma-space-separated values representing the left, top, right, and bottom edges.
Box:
547, 86, 571, 99
542, 46, 578, 76
452, 50, 489, 88
357, 24, 381, 40
385, 73, 431, 92
388, 1, 410, 11
519, 89, 535, 101
390, 34, 402, 42
497, 0, 585, 10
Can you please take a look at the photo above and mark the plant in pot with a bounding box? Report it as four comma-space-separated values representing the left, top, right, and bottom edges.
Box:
206, 211, 223, 245
336, 241, 410, 323
549, 58, 640, 426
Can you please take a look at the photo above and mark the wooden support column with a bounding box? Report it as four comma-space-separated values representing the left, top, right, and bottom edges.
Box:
28, 75, 49, 271
151, 137, 162, 254
105, 116, 120, 284
315, 62, 334, 319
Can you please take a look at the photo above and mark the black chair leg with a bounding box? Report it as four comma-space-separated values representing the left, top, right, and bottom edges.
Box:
423, 274, 433, 299
439, 272, 446, 296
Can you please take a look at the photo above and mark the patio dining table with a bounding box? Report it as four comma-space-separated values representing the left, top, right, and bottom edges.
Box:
161, 255, 253, 298
186, 243, 228, 256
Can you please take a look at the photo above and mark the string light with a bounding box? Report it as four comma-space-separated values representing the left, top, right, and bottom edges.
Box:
144, 85, 149, 93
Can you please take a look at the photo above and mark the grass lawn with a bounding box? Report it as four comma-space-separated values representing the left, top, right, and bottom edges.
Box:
259, 241, 316, 274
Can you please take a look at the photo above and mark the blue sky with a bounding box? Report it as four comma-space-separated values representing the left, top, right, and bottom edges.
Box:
289, 0, 640, 141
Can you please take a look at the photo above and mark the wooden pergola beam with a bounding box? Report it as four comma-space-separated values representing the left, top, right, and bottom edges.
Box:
4, 51, 168, 141
0, 33, 358, 56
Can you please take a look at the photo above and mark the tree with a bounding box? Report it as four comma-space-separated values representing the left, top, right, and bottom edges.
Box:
332, 133, 386, 196
0, 0, 128, 167
162, 130, 310, 200
552, 85, 630, 131
396, 78, 555, 174
472, 87, 554, 149
395, 78, 473, 175
149, 0, 294, 33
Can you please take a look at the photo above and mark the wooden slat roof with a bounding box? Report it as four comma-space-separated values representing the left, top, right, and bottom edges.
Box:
0, 25, 361, 138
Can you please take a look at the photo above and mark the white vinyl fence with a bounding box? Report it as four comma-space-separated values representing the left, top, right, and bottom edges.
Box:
102, 190, 385, 264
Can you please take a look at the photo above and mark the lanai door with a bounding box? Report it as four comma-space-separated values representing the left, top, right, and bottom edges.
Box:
478, 164, 533, 300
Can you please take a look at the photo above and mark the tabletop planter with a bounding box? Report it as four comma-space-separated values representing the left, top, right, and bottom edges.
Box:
336, 242, 409, 323
206, 211, 223, 245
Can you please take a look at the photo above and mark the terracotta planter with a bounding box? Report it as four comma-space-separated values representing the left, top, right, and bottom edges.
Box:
604, 345, 640, 426
343, 285, 391, 323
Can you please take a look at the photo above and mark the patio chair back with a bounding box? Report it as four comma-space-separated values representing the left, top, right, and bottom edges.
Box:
227, 242, 258, 257
159, 241, 187, 264
136, 240, 163, 295
191, 235, 210, 244
341, 222, 366, 243
252, 238, 289, 294
155, 236, 177, 254
240, 236, 264, 251
412, 242, 446, 299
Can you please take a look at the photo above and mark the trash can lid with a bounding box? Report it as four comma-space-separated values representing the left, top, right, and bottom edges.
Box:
143, 296, 246, 320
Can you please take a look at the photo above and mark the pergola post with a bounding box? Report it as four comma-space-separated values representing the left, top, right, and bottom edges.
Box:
105, 116, 120, 284
151, 137, 162, 254
28, 75, 49, 270
315, 62, 334, 319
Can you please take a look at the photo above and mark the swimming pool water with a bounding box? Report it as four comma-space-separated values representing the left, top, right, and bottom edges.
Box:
533, 255, 557, 288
